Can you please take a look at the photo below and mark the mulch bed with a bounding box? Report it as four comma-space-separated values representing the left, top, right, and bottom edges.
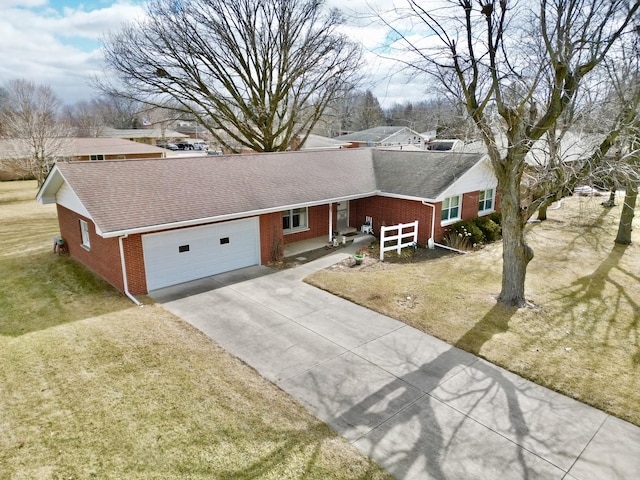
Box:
270, 239, 459, 270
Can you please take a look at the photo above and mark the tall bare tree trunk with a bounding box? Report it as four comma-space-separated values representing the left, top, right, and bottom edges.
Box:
614, 183, 638, 245
497, 164, 534, 307
602, 189, 617, 207
537, 203, 548, 221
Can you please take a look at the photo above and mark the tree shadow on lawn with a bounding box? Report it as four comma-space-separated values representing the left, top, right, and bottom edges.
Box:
0, 251, 131, 337
210, 421, 389, 479
549, 244, 639, 353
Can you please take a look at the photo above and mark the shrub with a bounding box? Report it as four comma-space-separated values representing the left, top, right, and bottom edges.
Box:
488, 211, 502, 226
450, 220, 484, 246
475, 216, 502, 242
442, 230, 472, 250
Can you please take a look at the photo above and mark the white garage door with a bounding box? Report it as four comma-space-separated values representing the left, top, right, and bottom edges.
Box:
142, 218, 260, 291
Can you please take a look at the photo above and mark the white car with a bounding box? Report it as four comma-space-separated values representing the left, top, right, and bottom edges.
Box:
192, 141, 209, 150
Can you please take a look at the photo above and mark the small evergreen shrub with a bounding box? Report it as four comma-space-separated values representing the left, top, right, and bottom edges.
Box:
488, 211, 502, 227
475, 216, 502, 242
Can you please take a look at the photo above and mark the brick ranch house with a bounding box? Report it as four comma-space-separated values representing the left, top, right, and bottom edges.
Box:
37, 148, 498, 297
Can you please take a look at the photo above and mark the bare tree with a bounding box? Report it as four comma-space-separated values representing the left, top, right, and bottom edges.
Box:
100, 0, 362, 153
138, 104, 184, 143
95, 95, 143, 129
600, 32, 640, 245
0, 79, 71, 187
382, 0, 639, 306
63, 99, 106, 137
353, 90, 386, 130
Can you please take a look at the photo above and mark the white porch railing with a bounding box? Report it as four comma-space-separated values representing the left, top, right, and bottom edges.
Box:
380, 221, 418, 261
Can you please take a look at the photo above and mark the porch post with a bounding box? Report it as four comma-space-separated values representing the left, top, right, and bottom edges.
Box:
328, 202, 333, 242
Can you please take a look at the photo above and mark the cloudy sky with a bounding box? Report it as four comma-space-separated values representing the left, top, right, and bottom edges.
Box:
0, 0, 424, 108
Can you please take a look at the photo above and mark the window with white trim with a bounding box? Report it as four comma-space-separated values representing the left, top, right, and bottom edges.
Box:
90, 154, 105, 161
282, 207, 308, 233
80, 219, 91, 249
478, 189, 495, 214
441, 195, 461, 223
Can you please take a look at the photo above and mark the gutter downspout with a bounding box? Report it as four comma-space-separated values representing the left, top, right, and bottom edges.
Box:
422, 201, 437, 249
328, 202, 333, 242
422, 201, 467, 254
119, 234, 142, 306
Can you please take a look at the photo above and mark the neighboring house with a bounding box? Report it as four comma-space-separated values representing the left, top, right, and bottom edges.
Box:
296, 134, 351, 150
0, 137, 167, 180
334, 126, 426, 148
100, 127, 188, 145
37, 148, 498, 295
65, 138, 168, 161
461, 131, 602, 165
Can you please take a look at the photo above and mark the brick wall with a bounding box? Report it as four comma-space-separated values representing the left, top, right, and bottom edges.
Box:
56, 192, 501, 295
461, 192, 478, 221
349, 193, 500, 245
350, 196, 434, 245
282, 204, 331, 244
259, 212, 283, 263
56, 204, 124, 292
122, 234, 147, 295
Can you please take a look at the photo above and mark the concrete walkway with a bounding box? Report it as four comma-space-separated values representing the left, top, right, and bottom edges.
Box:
150, 249, 640, 480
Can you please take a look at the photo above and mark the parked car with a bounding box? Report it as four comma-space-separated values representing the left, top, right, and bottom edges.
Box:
192, 141, 209, 150
156, 142, 179, 151
176, 141, 194, 150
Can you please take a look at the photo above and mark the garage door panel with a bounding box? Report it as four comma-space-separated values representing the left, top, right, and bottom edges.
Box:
142, 218, 260, 290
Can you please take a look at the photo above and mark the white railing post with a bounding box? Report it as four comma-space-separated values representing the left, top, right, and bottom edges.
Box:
380, 221, 419, 261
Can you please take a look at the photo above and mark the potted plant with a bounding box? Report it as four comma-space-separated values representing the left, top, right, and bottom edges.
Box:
354, 252, 364, 265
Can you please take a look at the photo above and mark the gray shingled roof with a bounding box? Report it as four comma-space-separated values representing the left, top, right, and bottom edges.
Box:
372, 150, 484, 199
44, 148, 486, 236
53, 149, 377, 235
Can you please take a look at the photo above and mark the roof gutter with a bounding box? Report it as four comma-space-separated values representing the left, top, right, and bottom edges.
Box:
118, 234, 142, 306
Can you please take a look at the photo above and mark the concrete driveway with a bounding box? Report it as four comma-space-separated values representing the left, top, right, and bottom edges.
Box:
151, 250, 640, 480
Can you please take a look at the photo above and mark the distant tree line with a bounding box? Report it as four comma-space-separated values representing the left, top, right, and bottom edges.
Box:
313, 89, 475, 138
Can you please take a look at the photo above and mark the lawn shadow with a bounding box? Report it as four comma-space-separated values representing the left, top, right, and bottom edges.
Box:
0, 251, 132, 337
454, 302, 519, 355
209, 421, 388, 479
549, 244, 639, 348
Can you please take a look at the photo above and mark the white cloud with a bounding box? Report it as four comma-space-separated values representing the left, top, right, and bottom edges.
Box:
0, 0, 49, 6
0, 1, 144, 104
0, 0, 436, 108
328, 0, 442, 108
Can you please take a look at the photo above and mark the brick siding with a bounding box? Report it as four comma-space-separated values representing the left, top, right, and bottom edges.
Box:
122, 234, 147, 295
56, 204, 125, 292
461, 191, 479, 220
282, 204, 331, 244
259, 212, 283, 264
350, 196, 434, 245
350, 192, 493, 246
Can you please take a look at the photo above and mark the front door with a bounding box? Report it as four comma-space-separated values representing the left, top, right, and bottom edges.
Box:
337, 201, 349, 232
